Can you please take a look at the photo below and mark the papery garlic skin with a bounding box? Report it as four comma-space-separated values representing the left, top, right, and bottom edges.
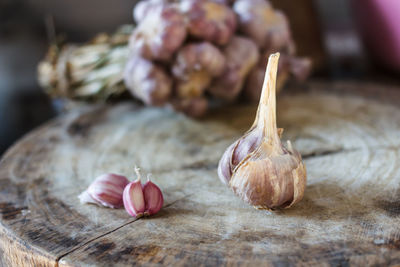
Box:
123, 180, 146, 217
218, 125, 283, 185
230, 142, 306, 209
84, 173, 130, 208
218, 53, 306, 210
78, 190, 99, 205
218, 127, 263, 185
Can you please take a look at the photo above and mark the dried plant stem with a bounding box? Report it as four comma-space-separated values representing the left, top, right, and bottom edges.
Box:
254, 53, 281, 146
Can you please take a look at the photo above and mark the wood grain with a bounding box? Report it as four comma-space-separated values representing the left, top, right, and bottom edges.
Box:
1, 81, 400, 266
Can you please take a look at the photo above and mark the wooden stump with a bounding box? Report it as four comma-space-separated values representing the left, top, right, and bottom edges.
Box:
1, 81, 400, 266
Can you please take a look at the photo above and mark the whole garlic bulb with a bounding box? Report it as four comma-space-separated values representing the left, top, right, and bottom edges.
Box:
218, 53, 306, 210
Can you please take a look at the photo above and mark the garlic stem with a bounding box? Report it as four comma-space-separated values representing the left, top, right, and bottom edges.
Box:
256, 52, 280, 145
134, 166, 142, 182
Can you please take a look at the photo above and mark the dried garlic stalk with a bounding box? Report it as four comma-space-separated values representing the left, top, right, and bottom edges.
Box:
38, 25, 134, 101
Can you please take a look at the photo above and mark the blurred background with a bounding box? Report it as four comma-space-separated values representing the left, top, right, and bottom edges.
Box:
0, 0, 399, 155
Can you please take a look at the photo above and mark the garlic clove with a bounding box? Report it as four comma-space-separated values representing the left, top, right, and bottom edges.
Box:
143, 180, 164, 215
83, 173, 130, 208
143, 180, 164, 216
123, 179, 146, 218
217, 114, 264, 185
123, 168, 164, 218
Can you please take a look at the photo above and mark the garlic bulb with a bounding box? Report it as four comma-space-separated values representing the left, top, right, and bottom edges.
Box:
217, 52, 306, 210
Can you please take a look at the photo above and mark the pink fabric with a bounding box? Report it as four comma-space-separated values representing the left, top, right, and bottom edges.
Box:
354, 0, 400, 70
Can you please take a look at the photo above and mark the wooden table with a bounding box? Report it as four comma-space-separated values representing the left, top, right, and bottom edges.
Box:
1, 81, 400, 266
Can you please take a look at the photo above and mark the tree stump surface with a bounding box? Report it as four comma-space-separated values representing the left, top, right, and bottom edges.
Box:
1, 81, 400, 266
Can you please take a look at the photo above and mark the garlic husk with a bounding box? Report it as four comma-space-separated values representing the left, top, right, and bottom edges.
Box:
218, 52, 306, 210
78, 190, 98, 205
218, 127, 263, 185
81, 173, 130, 208
230, 141, 306, 209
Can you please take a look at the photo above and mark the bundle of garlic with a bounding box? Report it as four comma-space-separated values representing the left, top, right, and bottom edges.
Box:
218, 53, 306, 210
38, 0, 311, 116
125, 0, 311, 116
38, 25, 134, 101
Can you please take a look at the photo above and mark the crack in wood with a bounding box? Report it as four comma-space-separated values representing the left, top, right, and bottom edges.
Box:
302, 144, 400, 159
141, 144, 400, 176
55, 193, 194, 266
147, 163, 218, 177
301, 148, 349, 159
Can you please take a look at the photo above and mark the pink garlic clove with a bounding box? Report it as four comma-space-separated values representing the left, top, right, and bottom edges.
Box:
85, 173, 130, 208
123, 180, 146, 218
143, 180, 164, 216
